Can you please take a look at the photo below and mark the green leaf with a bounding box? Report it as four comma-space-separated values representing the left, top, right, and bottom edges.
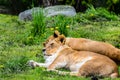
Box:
112, 0, 119, 4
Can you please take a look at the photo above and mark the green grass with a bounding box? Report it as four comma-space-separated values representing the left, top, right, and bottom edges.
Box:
31, 8, 46, 37
0, 8, 120, 80
48, 15, 72, 36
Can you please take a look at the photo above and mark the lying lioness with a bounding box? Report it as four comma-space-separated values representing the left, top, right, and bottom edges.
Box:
43, 30, 120, 62
29, 35, 118, 78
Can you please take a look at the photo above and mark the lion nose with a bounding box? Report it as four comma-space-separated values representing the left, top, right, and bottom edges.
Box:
42, 49, 46, 52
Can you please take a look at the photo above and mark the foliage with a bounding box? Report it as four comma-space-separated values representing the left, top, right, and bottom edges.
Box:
49, 15, 72, 36
72, 6, 119, 24
82, 0, 120, 14
24, 8, 47, 45
84, 5, 119, 21
31, 8, 46, 37
52, 0, 120, 14
0, 0, 120, 14
0, 0, 41, 14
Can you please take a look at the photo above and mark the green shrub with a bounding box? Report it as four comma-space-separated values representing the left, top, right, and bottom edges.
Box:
84, 5, 119, 21
1, 0, 120, 14
50, 15, 72, 36
23, 8, 47, 45
73, 5, 119, 22
31, 8, 46, 37
66, 5, 119, 29
82, 0, 120, 14
0, 0, 41, 14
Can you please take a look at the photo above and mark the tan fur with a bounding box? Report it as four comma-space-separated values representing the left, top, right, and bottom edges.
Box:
29, 36, 119, 78
43, 30, 60, 46
44, 31, 120, 62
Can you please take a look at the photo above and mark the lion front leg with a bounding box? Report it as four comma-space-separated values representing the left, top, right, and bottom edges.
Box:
28, 60, 50, 68
47, 56, 67, 70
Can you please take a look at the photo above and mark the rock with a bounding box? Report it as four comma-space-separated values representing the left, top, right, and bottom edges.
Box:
18, 7, 41, 21
44, 5, 76, 17
19, 9, 32, 21
18, 5, 76, 21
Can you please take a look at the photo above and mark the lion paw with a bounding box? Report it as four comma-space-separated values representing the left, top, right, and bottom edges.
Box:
28, 60, 37, 68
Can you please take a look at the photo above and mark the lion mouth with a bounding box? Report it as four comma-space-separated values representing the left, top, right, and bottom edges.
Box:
44, 54, 51, 56
43, 52, 52, 56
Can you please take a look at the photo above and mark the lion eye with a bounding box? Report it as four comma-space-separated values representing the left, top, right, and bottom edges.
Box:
43, 42, 46, 47
50, 43, 54, 47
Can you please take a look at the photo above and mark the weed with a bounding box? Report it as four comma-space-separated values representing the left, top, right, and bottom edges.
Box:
50, 15, 72, 36
31, 8, 46, 37
84, 5, 119, 21
24, 8, 47, 45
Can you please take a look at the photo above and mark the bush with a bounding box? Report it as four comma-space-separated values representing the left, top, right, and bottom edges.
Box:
82, 0, 120, 14
77, 5, 119, 21
31, 8, 46, 37
85, 5, 119, 21
50, 15, 72, 36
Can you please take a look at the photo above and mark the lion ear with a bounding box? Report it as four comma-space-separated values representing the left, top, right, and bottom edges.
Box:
53, 30, 60, 38
59, 34, 66, 44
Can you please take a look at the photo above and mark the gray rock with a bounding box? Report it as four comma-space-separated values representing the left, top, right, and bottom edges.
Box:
19, 9, 32, 21
18, 5, 76, 21
44, 5, 76, 17
18, 7, 40, 21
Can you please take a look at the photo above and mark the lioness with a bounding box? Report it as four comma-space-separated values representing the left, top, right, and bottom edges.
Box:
29, 35, 118, 78
43, 30, 120, 62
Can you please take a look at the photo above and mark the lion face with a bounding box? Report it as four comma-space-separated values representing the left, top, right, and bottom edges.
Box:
42, 35, 66, 57
43, 30, 61, 48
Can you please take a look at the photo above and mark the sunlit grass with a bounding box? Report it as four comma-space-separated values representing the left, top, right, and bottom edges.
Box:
31, 8, 46, 37
0, 10, 120, 80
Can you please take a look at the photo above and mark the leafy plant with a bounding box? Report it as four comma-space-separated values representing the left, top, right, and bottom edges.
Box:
83, 5, 119, 21
31, 8, 46, 37
51, 15, 72, 36
22, 8, 48, 45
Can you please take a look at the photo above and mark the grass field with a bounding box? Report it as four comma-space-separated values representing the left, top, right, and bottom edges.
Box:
0, 11, 120, 80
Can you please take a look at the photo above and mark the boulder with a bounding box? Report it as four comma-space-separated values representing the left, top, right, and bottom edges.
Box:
44, 5, 76, 17
19, 9, 32, 21
19, 5, 76, 21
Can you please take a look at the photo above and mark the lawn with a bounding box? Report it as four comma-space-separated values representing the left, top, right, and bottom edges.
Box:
0, 9, 120, 80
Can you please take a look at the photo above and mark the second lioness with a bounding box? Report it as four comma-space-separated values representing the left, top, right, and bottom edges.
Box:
43, 31, 120, 62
